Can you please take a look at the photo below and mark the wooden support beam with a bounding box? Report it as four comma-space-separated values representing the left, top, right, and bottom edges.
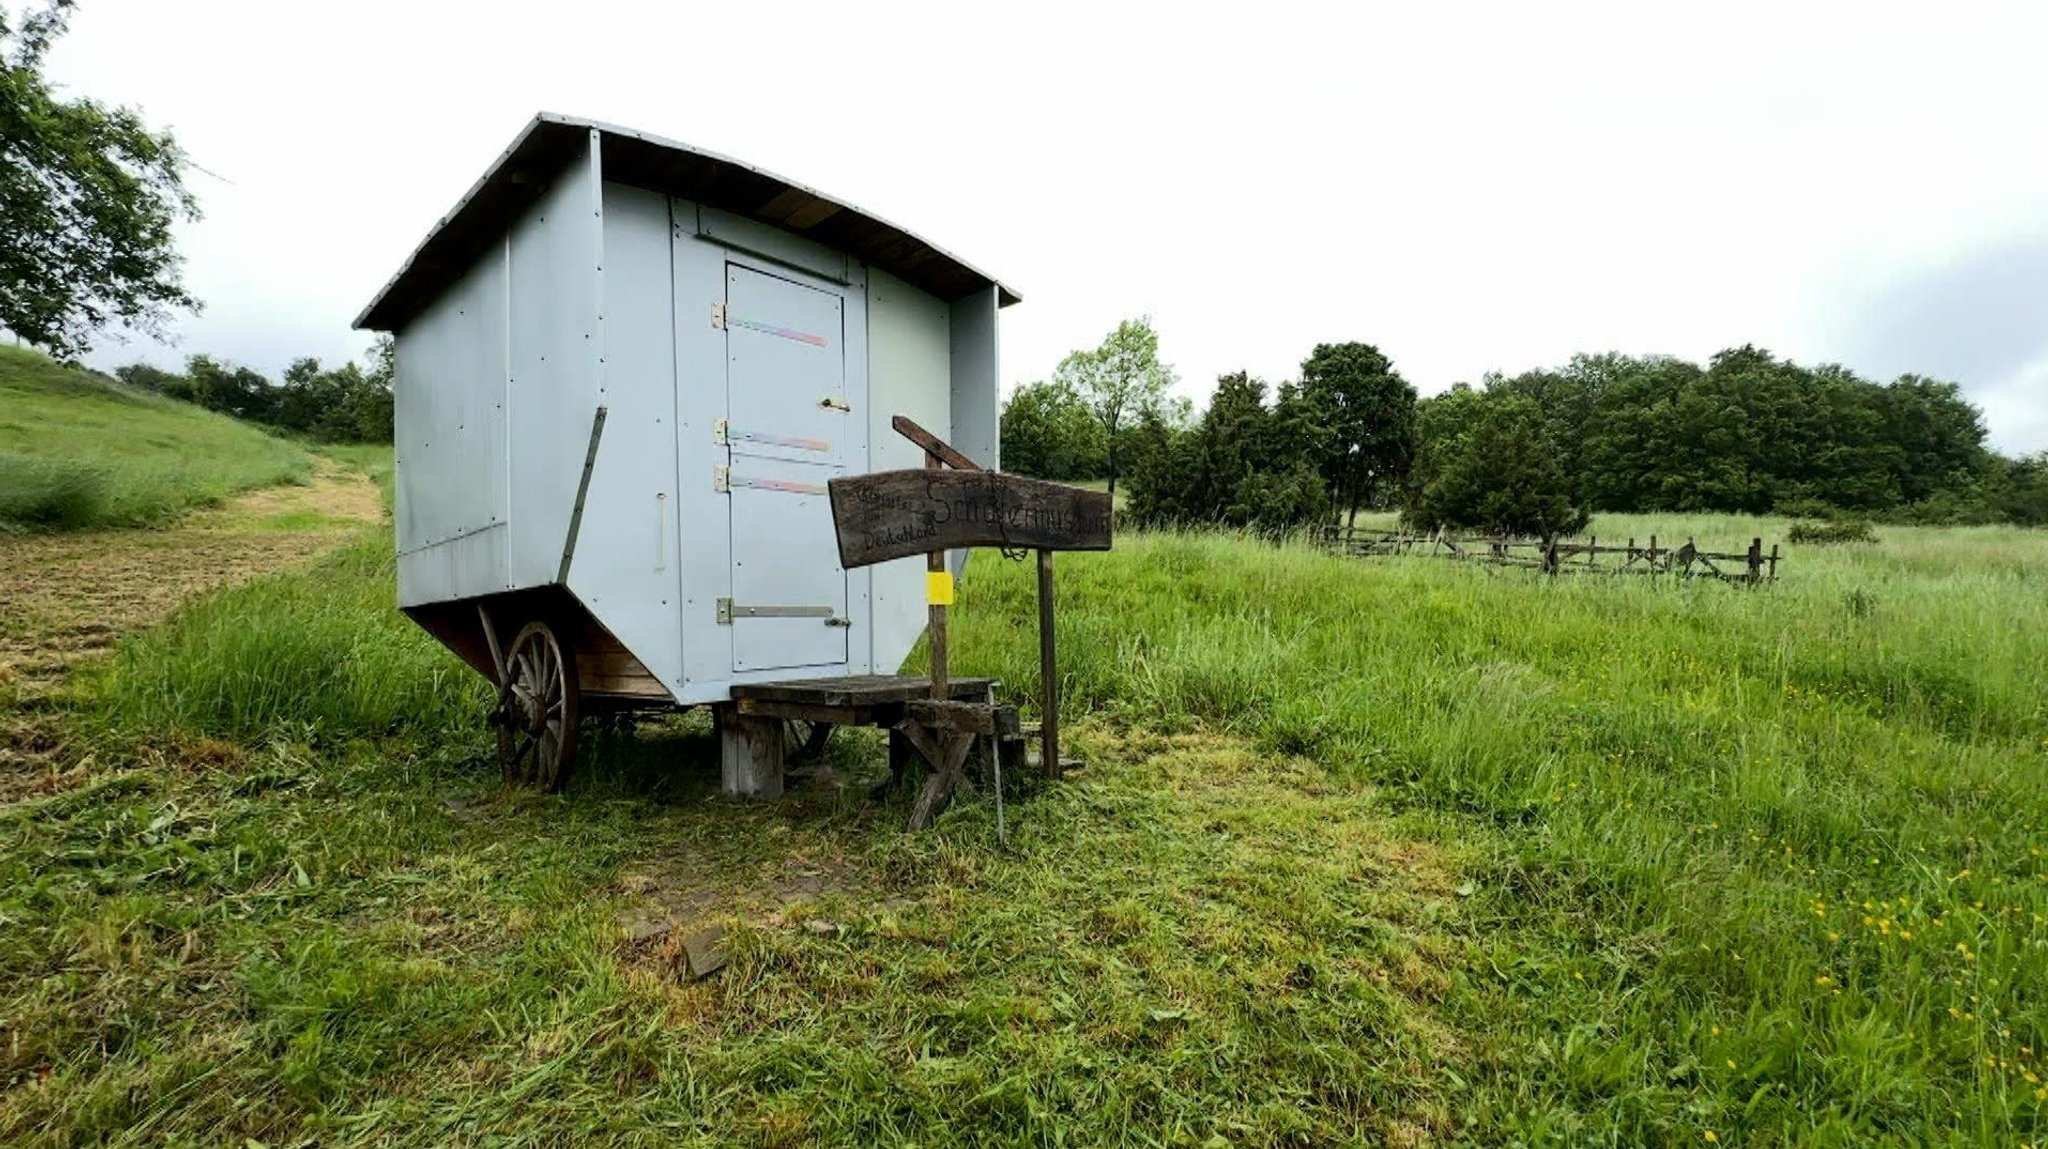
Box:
735, 697, 883, 727
904, 699, 1021, 737
905, 725, 977, 831
717, 706, 785, 799
891, 414, 983, 472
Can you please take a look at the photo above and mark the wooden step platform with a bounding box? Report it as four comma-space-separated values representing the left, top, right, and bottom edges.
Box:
732, 674, 994, 715
719, 675, 1012, 802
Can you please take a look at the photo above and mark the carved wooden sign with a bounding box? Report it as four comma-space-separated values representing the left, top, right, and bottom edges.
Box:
828, 470, 1113, 569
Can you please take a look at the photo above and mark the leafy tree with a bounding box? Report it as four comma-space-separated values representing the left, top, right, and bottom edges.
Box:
1872, 374, 1991, 505
1996, 453, 2048, 527
355, 336, 396, 441
1567, 348, 1979, 516
1124, 372, 1328, 532
109, 340, 395, 443
112, 361, 178, 393
999, 379, 1106, 479
1179, 371, 1270, 521
1, 1, 200, 357
182, 355, 277, 423
1297, 342, 1416, 521
1408, 388, 1588, 538
1055, 317, 1178, 497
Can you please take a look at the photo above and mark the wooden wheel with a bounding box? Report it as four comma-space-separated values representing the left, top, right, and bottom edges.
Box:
496, 621, 579, 791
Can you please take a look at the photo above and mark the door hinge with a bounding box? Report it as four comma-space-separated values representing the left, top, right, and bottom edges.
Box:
710, 302, 727, 330
713, 418, 729, 446
712, 465, 730, 493
716, 597, 732, 624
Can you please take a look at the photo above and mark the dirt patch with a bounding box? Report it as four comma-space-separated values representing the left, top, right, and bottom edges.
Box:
0, 463, 381, 795
615, 846, 867, 971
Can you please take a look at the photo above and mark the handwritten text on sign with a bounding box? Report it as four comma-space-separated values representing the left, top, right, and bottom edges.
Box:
827, 470, 1114, 569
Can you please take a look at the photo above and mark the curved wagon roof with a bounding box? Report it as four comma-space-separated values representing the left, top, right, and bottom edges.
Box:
354, 112, 1020, 333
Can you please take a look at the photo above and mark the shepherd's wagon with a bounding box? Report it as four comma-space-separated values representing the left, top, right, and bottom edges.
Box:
353, 113, 1021, 795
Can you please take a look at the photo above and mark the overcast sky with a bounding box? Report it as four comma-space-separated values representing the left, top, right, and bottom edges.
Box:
43, 0, 2048, 454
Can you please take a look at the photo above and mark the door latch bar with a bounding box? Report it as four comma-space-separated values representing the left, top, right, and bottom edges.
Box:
716, 598, 843, 625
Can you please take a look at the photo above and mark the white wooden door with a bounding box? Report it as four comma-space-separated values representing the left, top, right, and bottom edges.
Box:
722, 263, 849, 673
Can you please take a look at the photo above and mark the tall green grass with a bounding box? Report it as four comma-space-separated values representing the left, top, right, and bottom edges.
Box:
0, 345, 313, 531
0, 454, 107, 530
946, 522, 2048, 1139
96, 537, 483, 740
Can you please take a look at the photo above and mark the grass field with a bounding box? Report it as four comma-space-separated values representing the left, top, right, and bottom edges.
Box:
2, 504, 2045, 1145
0, 347, 314, 532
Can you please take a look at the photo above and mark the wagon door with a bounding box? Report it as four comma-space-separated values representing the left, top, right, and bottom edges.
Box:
719, 263, 849, 673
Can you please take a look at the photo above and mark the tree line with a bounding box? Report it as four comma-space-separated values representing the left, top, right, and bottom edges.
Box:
1412, 348, 2044, 532
113, 339, 395, 444
1001, 320, 1418, 530
1002, 321, 2048, 534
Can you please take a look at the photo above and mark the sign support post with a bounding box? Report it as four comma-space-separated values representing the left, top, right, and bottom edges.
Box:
1037, 549, 1060, 780
924, 445, 950, 701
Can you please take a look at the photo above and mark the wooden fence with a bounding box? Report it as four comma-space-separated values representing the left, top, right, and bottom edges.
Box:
1317, 527, 1780, 585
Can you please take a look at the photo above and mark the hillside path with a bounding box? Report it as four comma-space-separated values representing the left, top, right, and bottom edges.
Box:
0, 462, 382, 795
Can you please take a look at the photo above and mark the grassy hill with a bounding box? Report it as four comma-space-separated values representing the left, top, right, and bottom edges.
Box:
0, 345, 313, 532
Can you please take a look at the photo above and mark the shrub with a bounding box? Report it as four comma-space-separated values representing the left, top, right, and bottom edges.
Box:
0, 453, 107, 531
1772, 496, 1844, 520
1786, 517, 1877, 545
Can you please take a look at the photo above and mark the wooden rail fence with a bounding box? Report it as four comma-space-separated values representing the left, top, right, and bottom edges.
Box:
1317, 528, 1780, 585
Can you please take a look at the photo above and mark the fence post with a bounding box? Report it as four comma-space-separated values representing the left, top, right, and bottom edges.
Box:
1747, 537, 1762, 585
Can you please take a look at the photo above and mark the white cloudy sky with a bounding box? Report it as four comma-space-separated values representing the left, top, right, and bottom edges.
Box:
44, 0, 2048, 453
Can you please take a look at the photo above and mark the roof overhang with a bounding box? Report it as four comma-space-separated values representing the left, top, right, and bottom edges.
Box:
354, 113, 1020, 332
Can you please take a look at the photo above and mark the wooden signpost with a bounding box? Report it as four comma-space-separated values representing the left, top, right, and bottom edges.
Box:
827, 416, 1112, 828
828, 466, 1114, 568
